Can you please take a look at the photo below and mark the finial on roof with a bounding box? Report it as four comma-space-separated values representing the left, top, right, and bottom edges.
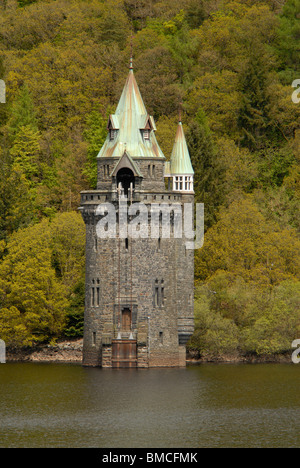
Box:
130, 35, 133, 70
179, 102, 183, 123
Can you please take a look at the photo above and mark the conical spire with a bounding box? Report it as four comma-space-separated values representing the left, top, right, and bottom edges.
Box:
97, 60, 165, 160
169, 120, 194, 175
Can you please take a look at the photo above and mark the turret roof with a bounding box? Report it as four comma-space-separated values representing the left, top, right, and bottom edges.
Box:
169, 121, 194, 175
97, 64, 165, 160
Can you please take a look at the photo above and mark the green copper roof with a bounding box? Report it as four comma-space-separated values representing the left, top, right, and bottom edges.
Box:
97, 67, 165, 160
169, 122, 194, 175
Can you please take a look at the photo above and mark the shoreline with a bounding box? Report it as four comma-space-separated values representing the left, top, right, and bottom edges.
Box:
6, 339, 84, 363
5, 339, 292, 365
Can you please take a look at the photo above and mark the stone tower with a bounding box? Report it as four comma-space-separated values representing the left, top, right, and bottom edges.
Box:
79, 60, 195, 367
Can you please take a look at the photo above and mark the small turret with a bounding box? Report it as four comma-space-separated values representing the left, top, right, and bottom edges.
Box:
165, 117, 194, 193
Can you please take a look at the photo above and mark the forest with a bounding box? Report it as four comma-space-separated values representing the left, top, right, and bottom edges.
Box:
0, 0, 299, 358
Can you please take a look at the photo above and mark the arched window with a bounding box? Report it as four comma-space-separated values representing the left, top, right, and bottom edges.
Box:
116, 167, 135, 197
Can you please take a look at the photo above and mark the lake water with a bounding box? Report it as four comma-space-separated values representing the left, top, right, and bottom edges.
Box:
0, 362, 300, 448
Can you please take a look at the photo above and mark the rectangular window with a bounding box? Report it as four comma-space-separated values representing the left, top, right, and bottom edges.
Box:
144, 130, 150, 140
161, 287, 164, 306
91, 287, 95, 307
92, 332, 96, 346
96, 287, 100, 306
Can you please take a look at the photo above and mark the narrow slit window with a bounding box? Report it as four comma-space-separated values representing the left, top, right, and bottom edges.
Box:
155, 287, 159, 306
96, 287, 100, 306
92, 332, 96, 346
125, 238, 129, 250
91, 287, 95, 307
154, 279, 159, 307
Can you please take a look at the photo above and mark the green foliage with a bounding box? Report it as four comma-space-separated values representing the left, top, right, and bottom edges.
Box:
237, 49, 275, 150
186, 109, 225, 229
0, 219, 68, 346
185, 0, 207, 28
0, 57, 7, 127
0, 147, 36, 239
241, 281, 300, 354
0, 212, 85, 348
49, 211, 86, 292
255, 144, 296, 188
83, 111, 108, 189
188, 285, 239, 357
0, 0, 298, 355
63, 279, 85, 338
275, 0, 300, 82
7, 84, 38, 140
17, 0, 37, 6
196, 197, 300, 286
189, 277, 300, 357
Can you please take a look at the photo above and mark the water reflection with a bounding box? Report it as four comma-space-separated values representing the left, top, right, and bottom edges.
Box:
0, 363, 300, 448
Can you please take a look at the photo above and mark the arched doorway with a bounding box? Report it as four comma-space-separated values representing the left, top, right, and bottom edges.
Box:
116, 168, 135, 197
